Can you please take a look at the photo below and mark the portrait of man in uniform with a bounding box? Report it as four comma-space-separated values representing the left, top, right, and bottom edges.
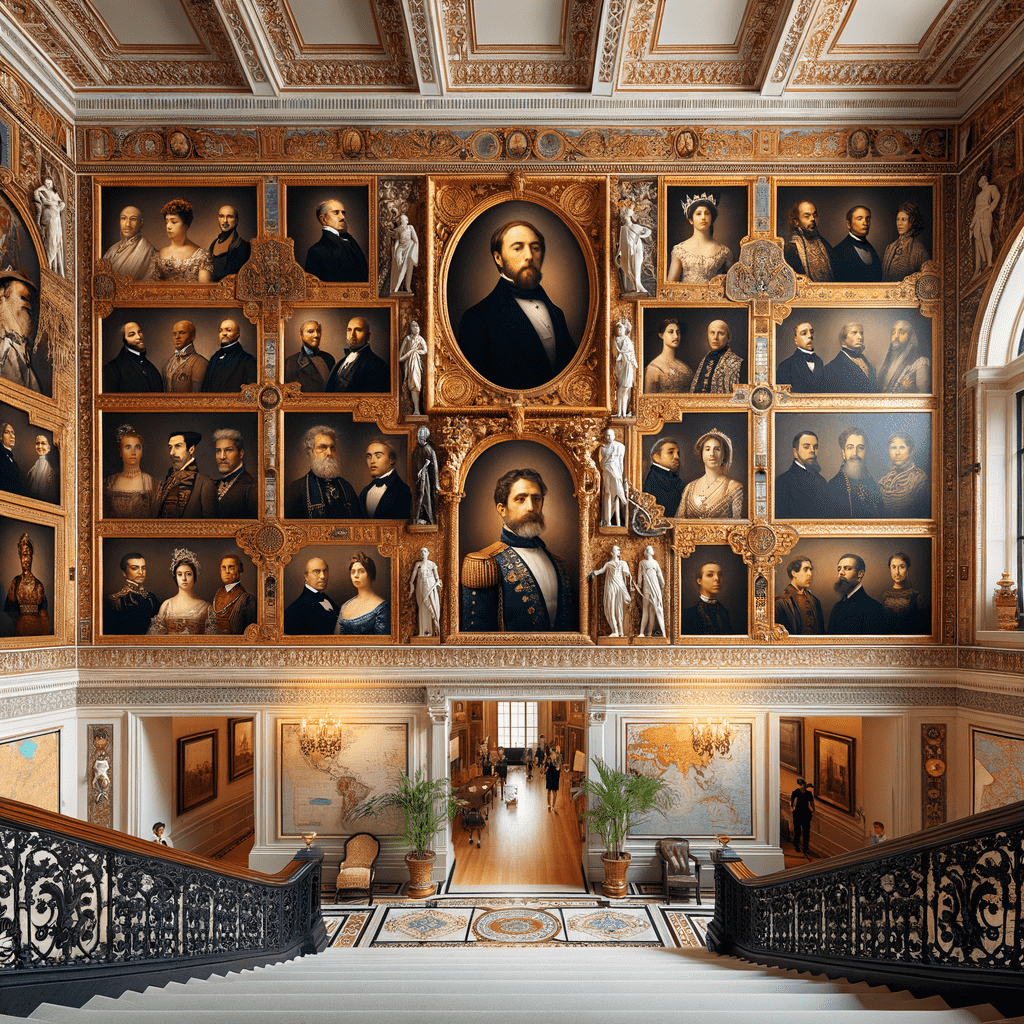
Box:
783, 200, 834, 281
104, 552, 159, 635
460, 467, 577, 633
152, 430, 217, 519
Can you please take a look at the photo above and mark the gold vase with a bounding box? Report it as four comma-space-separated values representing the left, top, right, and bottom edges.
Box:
994, 572, 1019, 631
405, 851, 437, 898
601, 852, 631, 899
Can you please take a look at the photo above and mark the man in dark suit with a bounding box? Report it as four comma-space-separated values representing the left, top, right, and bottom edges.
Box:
775, 430, 831, 519
104, 552, 159, 634
825, 426, 883, 518
324, 317, 389, 393
824, 322, 877, 393
461, 468, 577, 632
284, 319, 335, 392
152, 430, 217, 518
458, 220, 577, 391
212, 428, 257, 518
207, 205, 251, 282
284, 425, 362, 519
283, 556, 338, 634
360, 438, 411, 519
1, 420, 21, 494
642, 437, 683, 516
831, 205, 882, 282
680, 561, 735, 634
201, 318, 258, 392
103, 321, 164, 393
304, 199, 368, 282
777, 321, 824, 393
774, 557, 824, 635
828, 553, 884, 634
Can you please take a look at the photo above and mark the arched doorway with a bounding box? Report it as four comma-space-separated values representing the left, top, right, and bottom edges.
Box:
448, 699, 586, 891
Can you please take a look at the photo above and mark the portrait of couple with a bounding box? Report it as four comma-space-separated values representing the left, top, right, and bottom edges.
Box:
445, 200, 591, 393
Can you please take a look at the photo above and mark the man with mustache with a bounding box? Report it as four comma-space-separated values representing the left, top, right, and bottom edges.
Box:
824, 321, 878, 394
828, 553, 884, 634
0, 269, 40, 392
774, 557, 824, 636
152, 430, 217, 518
212, 428, 257, 518
643, 438, 683, 517
103, 320, 164, 393
284, 424, 361, 519
458, 220, 577, 391
777, 321, 825, 393
783, 200, 835, 282
104, 552, 159, 635
460, 467, 577, 632
825, 426, 883, 519
775, 430, 830, 519
878, 319, 931, 394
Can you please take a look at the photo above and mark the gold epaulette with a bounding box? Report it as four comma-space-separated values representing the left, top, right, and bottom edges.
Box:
460, 542, 507, 589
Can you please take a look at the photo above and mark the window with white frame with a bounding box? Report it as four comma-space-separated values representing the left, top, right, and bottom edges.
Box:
497, 701, 538, 747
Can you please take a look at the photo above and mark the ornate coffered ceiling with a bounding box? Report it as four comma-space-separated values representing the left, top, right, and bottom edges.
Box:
1, 0, 1022, 124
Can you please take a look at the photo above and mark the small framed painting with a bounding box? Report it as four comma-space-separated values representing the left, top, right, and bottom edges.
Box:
228, 718, 254, 781
779, 718, 803, 775
177, 730, 217, 815
814, 730, 855, 814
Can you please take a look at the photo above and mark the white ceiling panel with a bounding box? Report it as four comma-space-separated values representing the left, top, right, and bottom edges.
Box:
88, 0, 199, 46
653, 0, 750, 48
837, 0, 950, 48
471, 0, 566, 47
287, 0, 380, 48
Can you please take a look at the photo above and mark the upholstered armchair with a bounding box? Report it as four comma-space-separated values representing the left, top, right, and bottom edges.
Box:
334, 832, 380, 905
657, 838, 702, 904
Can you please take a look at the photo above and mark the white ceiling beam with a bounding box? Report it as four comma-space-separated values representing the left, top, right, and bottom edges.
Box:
590, 0, 629, 97
400, 0, 444, 95
214, 0, 284, 96
760, 0, 818, 99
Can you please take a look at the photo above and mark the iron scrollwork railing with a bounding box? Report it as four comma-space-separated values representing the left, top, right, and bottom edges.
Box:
707, 799, 1023, 1008
0, 797, 324, 1001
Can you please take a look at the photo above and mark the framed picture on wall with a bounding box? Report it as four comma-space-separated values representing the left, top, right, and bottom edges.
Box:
228, 718, 254, 781
779, 718, 803, 775
177, 730, 217, 815
813, 730, 854, 814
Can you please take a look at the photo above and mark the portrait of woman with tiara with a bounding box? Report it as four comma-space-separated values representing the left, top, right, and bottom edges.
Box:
667, 192, 733, 284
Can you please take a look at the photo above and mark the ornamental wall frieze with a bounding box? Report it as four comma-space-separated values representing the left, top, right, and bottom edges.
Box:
74, 684, 427, 708
959, 647, 1024, 678
0, 649, 77, 677
71, 643, 959, 673
952, 686, 1024, 720
72, 124, 957, 168
0, 686, 78, 721
607, 684, 957, 707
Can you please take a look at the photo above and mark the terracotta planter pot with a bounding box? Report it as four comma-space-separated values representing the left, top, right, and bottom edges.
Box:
601, 851, 631, 899
405, 851, 437, 898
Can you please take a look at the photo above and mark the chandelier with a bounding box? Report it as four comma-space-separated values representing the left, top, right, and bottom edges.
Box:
299, 716, 344, 762
692, 718, 733, 758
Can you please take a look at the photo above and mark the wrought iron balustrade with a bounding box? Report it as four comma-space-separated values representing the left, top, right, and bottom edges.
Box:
707, 798, 1023, 1012
0, 796, 326, 1015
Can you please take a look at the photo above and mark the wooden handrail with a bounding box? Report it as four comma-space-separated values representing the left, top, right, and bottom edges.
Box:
0, 795, 301, 884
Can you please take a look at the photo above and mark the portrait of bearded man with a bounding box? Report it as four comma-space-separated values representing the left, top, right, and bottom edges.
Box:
0, 269, 40, 393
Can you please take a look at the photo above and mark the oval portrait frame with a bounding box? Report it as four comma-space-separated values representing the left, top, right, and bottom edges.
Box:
441, 195, 597, 396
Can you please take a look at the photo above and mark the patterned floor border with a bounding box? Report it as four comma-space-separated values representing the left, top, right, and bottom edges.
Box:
322, 898, 715, 949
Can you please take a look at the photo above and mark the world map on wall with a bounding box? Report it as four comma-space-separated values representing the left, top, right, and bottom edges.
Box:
0, 731, 60, 813
625, 722, 753, 837
972, 729, 1024, 813
279, 722, 407, 837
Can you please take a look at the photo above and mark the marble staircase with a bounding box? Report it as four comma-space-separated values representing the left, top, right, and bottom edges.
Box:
5, 946, 1021, 1023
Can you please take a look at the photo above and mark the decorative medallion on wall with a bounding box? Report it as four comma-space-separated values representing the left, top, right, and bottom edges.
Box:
921, 723, 946, 828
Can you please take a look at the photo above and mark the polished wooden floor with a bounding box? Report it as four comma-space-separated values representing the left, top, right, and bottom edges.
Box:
450, 765, 585, 889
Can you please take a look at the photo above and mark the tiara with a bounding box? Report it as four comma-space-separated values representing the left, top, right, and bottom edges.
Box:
170, 547, 201, 577
694, 428, 732, 462
682, 192, 717, 216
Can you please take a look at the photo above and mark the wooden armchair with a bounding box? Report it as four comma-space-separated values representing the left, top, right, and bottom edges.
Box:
657, 838, 701, 904
334, 832, 380, 905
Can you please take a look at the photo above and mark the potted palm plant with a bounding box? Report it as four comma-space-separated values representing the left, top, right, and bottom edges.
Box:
581, 757, 667, 899
348, 769, 462, 898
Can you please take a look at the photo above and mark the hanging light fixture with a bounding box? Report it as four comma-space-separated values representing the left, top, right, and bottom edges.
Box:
691, 717, 733, 758
299, 716, 344, 762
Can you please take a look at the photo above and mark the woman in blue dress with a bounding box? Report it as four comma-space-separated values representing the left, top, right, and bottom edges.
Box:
335, 551, 390, 635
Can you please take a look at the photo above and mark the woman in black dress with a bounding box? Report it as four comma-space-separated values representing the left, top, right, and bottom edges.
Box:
545, 745, 562, 810
495, 747, 508, 798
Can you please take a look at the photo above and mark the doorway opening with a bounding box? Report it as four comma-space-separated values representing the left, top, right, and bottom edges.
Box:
448, 699, 586, 891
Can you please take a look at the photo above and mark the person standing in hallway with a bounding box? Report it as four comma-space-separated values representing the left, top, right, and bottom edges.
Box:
545, 744, 563, 811
790, 777, 815, 855
495, 747, 508, 799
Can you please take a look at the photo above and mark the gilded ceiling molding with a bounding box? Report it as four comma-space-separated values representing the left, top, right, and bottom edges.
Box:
252, 0, 415, 88
0, 0, 96, 86
597, 0, 628, 84
407, 0, 436, 84
440, 0, 598, 89
771, 0, 815, 83
75, 685, 428, 707
221, 0, 269, 84
619, 0, 784, 89
938, 1, 1024, 85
